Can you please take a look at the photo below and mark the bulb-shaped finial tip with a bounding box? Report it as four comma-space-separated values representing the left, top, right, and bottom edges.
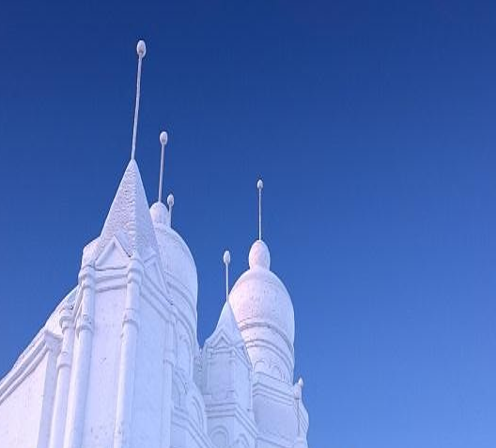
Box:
160, 131, 168, 146
294, 377, 304, 401
136, 40, 147, 58
257, 179, 264, 190
223, 250, 231, 265
167, 193, 175, 208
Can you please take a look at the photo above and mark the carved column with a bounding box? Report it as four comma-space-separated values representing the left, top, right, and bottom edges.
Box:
248, 370, 253, 414
63, 262, 95, 448
160, 314, 177, 448
113, 253, 144, 448
49, 302, 75, 448
229, 348, 236, 399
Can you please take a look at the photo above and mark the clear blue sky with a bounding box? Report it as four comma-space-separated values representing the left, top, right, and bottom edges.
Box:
0, 1, 495, 447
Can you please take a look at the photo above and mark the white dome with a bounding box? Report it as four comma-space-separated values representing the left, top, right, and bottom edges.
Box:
230, 241, 295, 344
229, 240, 295, 381
150, 202, 198, 306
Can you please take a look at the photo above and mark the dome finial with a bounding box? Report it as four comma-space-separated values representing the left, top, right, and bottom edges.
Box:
167, 193, 175, 226
131, 39, 147, 161
257, 178, 264, 240
158, 131, 168, 203
223, 250, 231, 301
248, 239, 271, 269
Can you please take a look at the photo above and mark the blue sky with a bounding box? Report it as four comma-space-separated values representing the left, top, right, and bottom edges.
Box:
1, 1, 496, 447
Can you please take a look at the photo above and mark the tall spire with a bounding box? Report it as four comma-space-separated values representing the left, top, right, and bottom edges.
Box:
205, 249, 244, 346
158, 131, 168, 203
131, 40, 147, 160
248, 178, 271, 269
223, 250, 231, 301
257, 179, 264, 240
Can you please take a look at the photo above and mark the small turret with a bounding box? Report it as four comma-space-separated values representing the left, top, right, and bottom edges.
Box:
228, 179, 308, 448
201, 251, 256, 448
149, 130, 198, 380
229, 180, 295, 382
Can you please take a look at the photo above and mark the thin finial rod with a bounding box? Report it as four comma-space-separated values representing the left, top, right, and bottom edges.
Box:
167, 193, 175, 227
223, 250, 231, 301
131, 40, 147, 160
158, 131, 168, 203
257, 179, 264, 240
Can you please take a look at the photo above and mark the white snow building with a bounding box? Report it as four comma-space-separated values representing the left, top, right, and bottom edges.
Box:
0, 41, 310, 448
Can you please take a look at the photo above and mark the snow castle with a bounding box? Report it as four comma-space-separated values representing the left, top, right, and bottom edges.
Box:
0, 41, 310, 448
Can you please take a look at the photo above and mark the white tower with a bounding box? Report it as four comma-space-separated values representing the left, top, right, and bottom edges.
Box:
149, 131, 199, 382
201, 251, 257, 448
148, 131, 209, 448
229, 180, 309, 448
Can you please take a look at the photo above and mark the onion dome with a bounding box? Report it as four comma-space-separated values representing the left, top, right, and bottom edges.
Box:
150, 200, 198, 319
229, 239, 295, 382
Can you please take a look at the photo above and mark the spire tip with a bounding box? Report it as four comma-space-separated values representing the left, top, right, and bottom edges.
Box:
136, 40, 147, 58
131, 39, 146, 160
223, 249, 231, 301
160, 131, 168, 146
257, 178, 264, 240
223, 250, 231, 266
157, 130, 168, 203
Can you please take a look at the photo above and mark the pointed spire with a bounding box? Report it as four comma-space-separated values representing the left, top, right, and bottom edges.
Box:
93, 160, 159, 260
167, 193, 175, 227
223, 250, 231, 301
257, 178, 264, 240
158, 131, 168, 203
131, 40, 147, 161
209, 299, 244, 345
204, 251, 244, 347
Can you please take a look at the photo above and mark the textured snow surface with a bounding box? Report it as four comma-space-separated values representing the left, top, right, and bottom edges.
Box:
93, 160, 160, 261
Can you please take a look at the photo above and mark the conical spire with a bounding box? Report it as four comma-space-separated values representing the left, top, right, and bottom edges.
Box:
90, 39, 159, 261
206, 251, 244, 345
210, 300, 244, 344
93, 159, 160, 260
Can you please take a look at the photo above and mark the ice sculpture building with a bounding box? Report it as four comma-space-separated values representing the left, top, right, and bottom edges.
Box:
0, 41, 310, 448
